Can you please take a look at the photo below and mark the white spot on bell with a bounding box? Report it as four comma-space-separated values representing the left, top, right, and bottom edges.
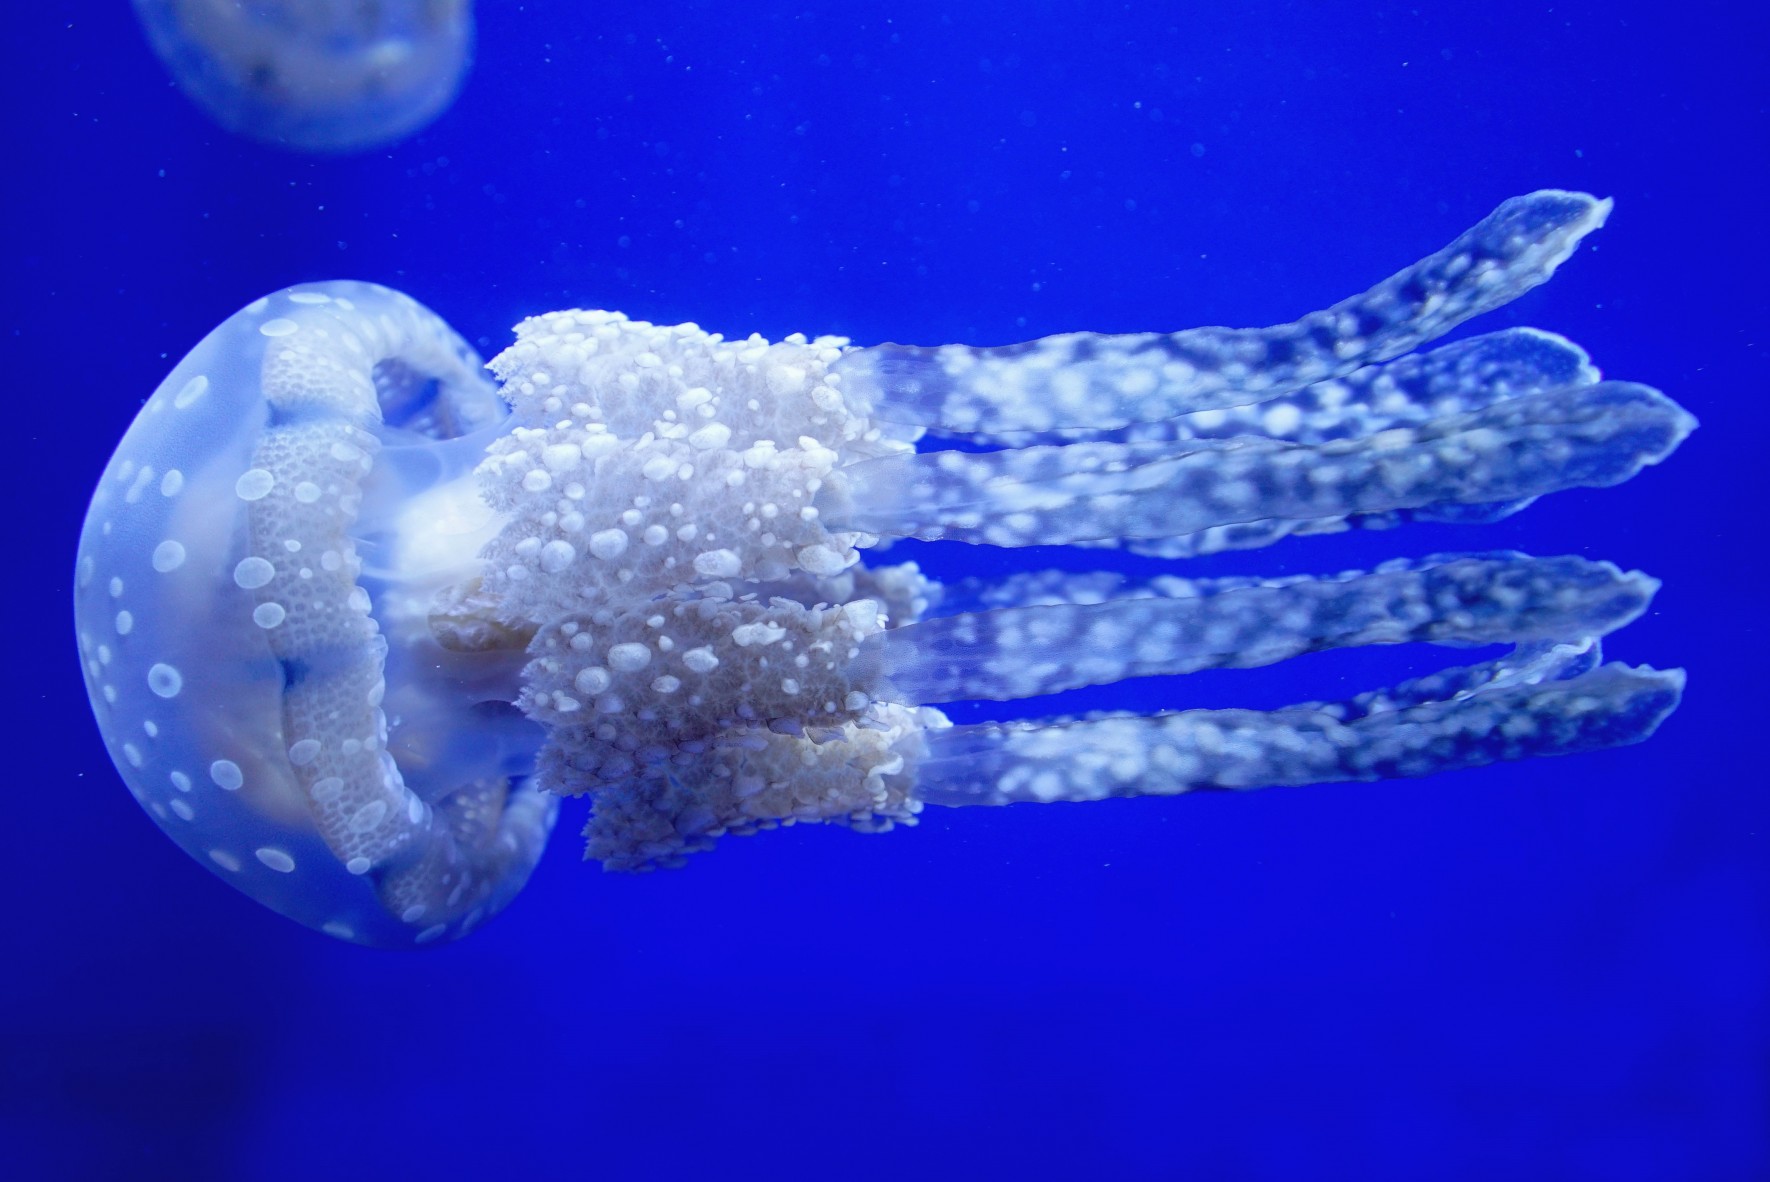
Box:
147, 663, 184, 698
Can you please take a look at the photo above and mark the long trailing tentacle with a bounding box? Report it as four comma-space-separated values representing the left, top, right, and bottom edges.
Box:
833, 190, 1612, 435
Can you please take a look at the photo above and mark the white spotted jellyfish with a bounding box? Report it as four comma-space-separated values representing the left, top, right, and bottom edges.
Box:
132, 0, 473, 152
74, 191, 1693, 946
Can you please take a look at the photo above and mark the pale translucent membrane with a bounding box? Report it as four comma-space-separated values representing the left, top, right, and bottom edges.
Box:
132, 0, 473, 152
79, 193, 1692, 938
74, 282, 554, 946
835, 191, 1612, 435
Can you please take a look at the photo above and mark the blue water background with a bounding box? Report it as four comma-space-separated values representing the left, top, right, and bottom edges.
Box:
3, 2, 1765, 1178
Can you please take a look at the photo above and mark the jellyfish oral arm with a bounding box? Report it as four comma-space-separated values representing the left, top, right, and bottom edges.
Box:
822, 382, 1689, 549
916, 645, 1684, 806
871, 553, 1660, 704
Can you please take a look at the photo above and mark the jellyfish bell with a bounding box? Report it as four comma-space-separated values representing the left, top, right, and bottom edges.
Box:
75, 193, 1693, 946
75, 283, 555, 946
132, 0, 474, 153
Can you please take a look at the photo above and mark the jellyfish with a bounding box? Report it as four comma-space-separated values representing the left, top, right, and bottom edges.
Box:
74, 191, 1693, 946
132, 0, 473, 152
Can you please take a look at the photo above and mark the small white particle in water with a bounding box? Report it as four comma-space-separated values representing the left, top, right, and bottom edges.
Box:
256, 848, 296, 872
147, 663, 183, 698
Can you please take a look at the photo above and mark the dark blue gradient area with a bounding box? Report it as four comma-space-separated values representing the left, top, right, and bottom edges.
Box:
3, 2, 1764, 1179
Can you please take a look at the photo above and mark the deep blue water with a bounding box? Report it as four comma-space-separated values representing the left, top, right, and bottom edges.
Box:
3, 2, 1765, 1179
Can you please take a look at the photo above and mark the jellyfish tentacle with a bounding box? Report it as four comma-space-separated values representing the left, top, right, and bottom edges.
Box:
824, 380, 1693, 548
913, 646, 1685, 807
870, 554, 1657, 704
836, 190, 1611, 435
977, 326, 1598, 449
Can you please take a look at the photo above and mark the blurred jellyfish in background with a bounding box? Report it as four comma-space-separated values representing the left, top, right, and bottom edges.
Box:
132, 0, 473, 152
73, 192, 1692, 947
